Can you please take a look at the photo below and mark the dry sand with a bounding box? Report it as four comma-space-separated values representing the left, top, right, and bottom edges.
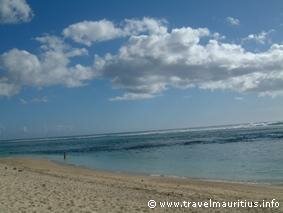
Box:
0, 158, 282, 213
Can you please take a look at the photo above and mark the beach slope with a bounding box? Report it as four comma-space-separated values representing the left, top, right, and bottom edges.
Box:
0, 158, 282, 212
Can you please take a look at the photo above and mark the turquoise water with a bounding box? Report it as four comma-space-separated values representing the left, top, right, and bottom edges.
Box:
1, 122, 283, 183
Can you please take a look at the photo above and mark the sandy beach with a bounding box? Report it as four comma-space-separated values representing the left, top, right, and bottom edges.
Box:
0, 158, 282, 213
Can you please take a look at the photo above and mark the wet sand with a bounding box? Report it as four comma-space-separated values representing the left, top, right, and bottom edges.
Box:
0, 158, 282, 212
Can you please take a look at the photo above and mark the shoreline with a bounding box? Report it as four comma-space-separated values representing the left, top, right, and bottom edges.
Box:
0, 157, 282, 212
27, 155, 283, 186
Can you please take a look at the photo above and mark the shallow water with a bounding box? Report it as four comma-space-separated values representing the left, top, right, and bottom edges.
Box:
1, 122, 283, 183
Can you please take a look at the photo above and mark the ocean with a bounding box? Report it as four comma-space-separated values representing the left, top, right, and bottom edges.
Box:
1, 122, 283, 184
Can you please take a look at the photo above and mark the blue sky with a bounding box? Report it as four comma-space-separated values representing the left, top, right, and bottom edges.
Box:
1, 0, 283, 139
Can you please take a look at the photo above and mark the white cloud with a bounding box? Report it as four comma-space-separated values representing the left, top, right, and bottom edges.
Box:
63, 17, 167, 46
0, 35, 94, 96
0, 79, 19, 96
20, 96, 48, 104
2, 17, 283, 100
123, 17, 167, 35
258, 90, 283, 98
19, 98, 27, 104
242, 30, 274, 45
94, 23, 283, 100
0, 0, 33, 24
226, 17, 240, 26
63, 19, 123, 46
110, 93, 155, 101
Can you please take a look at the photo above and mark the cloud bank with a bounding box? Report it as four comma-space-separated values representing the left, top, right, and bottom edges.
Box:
0, 0, 33, 24
1, 17, 283, 100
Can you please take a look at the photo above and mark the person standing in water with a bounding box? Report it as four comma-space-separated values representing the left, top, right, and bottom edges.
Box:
64, 152, 66, 160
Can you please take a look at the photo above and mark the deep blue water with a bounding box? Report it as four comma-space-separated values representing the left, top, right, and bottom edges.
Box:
1, 122, 283, 183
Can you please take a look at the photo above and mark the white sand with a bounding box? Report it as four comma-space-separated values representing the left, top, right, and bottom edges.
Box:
0, 158, 282, 212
